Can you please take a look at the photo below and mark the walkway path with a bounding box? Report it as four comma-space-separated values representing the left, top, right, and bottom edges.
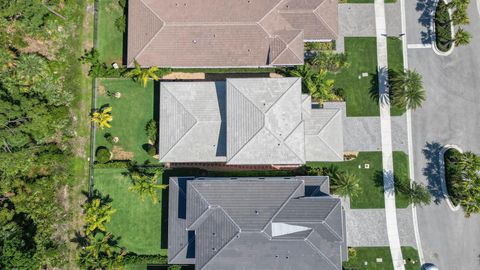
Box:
374, 0, 405, 269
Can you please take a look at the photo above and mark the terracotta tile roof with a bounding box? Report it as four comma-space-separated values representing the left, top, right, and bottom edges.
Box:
127, 0, 338, 67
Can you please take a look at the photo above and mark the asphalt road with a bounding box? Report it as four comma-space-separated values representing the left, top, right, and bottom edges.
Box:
405, 0, 480, 269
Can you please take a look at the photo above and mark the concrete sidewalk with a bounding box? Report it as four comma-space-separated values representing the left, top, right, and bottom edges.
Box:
374, 0, 405, 269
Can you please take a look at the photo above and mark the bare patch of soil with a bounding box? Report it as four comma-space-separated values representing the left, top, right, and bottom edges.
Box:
98, 83, 106, 96
20, 37, 56, 60
112, 146, 134, 160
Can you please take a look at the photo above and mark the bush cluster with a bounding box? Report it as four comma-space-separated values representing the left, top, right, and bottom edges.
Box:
95, 146, 111, 164
435, 1, 453, 52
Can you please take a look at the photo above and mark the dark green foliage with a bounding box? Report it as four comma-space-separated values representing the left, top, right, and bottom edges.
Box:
435, 1, 453, 52
309, 51, 350, 73
395, 181, 432, 206
0, 1, 86, 267
145, 119, 158, 144
104, 133, 115, 144
81, 48, 127, 77
114, 15, 126, 33
96, 147, 112, 164
122, 254, 168, 265
94, 160, 131, 169
444, 149, 480, 215
146, 144, 156, 156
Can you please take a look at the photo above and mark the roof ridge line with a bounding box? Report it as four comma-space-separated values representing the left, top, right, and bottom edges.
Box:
185, 183, 212, 229
284, 30, 305, 63
200, 209, 241, 270
316, 109, 343, 160
313, 4, 338, 39
283, 119, 306, 162
305, 235, 341, 270
168, 22, 257, 26
129, 0, 166, 66
257, 0, 289, 34
263, 77, 301, 114
322, 202, 343, 241
168, 178, 195, 262
226, 81, 265, 163
159, 87, 198, 161
261, 180, 304, 231
313, 108, 340, 135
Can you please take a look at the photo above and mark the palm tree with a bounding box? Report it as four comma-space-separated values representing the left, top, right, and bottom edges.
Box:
127, 60, 160, 88
452, 8, 470, 25
91, 106, 113, 129
453, 28, 472, 46
310, 52, 349, 73
389, 69, 426, 110
331, 171, 362, 199
83, 198, 116, 235
458, 152, 480, 176
406, 182, 432, 206
78, 233, 125, 269
287, 64, 315, 91
128, 171, 168, 203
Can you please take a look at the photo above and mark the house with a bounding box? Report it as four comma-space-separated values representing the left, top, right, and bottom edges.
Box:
158, 77, 344, 167
127, 0, 339, 67
168, 176, 348, 270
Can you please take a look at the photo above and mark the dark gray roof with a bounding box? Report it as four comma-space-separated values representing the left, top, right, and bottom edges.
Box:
168, 176, 347, 270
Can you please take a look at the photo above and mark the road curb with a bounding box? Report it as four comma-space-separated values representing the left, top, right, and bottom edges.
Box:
438, 144, 462, 212
431, 0, 455, 56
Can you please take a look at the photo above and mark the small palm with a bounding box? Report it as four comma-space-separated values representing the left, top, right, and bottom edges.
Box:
331, 171, 362, 199
128, 60, 160, 87
128, 171, 168, 203
390, 69, 425, 110
91, 106, 113, 129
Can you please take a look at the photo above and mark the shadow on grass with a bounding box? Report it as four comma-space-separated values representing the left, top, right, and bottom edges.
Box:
122, 0, 129, 65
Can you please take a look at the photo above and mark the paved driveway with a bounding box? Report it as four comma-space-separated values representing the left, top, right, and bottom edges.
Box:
405, 0, 480, 268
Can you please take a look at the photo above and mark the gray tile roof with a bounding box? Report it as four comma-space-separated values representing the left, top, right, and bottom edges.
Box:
226, 78, 306, 165
159, 82, 226, 163
159, 78, 344, 164
168, 176, 347, 270
305, 108, 344, 161
127, 0, 338, 67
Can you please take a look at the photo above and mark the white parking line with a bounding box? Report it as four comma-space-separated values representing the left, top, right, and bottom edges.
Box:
407, 43, 432, 49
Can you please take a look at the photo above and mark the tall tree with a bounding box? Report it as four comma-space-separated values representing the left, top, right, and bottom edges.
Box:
389, 69, 426, 110
406, 182, 432, 206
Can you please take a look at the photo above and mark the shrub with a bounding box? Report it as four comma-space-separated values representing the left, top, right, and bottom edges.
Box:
146, 144, 156, 156
94, 160, 131, 169
114, 15, 126, 33
104, 133, 114, 144
435, 1, 453, 52
348, 247, 357, 258
145, 119, 158, 144
95, 147, 111, 164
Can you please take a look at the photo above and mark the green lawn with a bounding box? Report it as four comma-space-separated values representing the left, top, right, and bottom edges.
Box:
307, 152, 411, 209
97, 0, 124, 64
387, 37, 406, 116
332, 37, 379, 117
94, 168, 167, 255
96, 79, 156, 164
330, 37, 404, 117
343, 247, 420, 270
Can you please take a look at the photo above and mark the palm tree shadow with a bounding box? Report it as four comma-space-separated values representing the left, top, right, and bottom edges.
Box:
422, 141, 445, 203
369, 68, 390, 106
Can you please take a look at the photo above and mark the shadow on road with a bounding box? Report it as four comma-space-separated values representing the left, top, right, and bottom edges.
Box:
422, 141, 444, 203
415, 0, 436, 44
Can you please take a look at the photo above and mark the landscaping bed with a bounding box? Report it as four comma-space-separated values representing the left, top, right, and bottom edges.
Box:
307, 152, 411, 209
434, 0, 453, 52
343, 247, 420, 270
96, 79, 156, 164
444, 148, 462, 206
